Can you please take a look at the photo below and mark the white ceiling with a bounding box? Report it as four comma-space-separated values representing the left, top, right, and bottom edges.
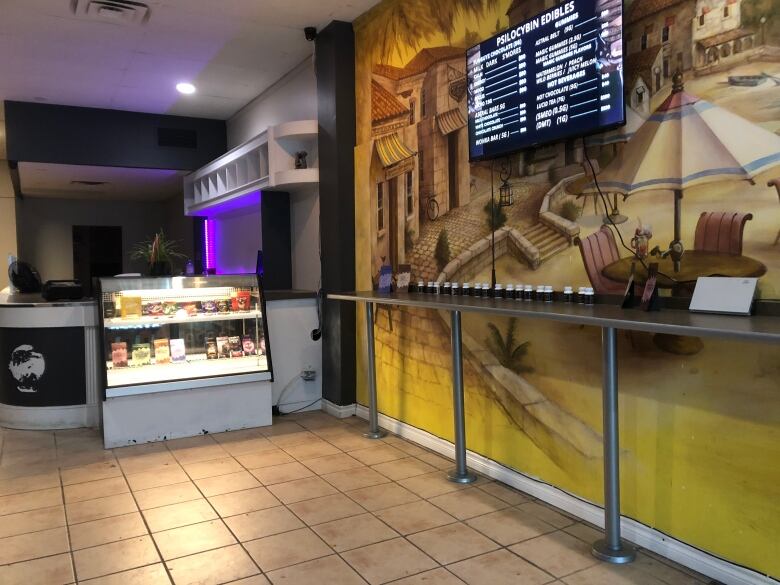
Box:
0, 0, 379, 120
18, 162, 188, 201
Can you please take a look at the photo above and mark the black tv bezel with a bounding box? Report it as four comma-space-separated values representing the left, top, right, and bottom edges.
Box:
466, 0, 627, 163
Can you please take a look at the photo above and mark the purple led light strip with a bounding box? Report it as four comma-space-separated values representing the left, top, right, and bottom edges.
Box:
203, 219, 216, 272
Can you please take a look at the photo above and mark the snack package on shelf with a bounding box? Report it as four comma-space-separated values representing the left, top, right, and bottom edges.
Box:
132, 343, 151, 366
120, 296, 142, 318
205, 337, 218, 359
229, 336, 243, 358
154, 339, 171, 364
170, 339, 187, 363
111, 342, 128, 368
241, 335, 256, 356
216, 336, 230, 358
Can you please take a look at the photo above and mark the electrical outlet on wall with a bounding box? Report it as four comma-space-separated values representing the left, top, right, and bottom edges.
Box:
301, 366, 316, 381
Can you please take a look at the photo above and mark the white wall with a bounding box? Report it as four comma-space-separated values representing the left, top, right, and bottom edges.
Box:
224, 58, 321, 290
227, 59, 318, 149
16, 196, 193, 280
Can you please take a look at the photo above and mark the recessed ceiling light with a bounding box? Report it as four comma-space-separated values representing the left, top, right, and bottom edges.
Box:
176, 82, 196, 95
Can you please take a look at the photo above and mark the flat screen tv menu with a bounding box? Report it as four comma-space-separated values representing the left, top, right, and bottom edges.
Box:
467, 0, 624, 161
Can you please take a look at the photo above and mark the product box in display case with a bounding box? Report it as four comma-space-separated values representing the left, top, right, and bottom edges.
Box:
97, 275, 273, 398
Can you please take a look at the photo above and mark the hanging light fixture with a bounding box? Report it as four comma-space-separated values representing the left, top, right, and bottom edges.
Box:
498, 157, 514, 207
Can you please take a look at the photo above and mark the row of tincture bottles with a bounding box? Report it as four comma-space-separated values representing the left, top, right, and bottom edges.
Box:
412, 281, 596, 305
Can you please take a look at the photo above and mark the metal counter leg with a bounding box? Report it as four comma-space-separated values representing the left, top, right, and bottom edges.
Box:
592, 327, 636, 563
364, 302, 386, 440
447, 310, 477, 484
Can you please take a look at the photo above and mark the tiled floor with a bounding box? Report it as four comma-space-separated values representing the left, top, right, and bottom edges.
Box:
0, 412, 711, 585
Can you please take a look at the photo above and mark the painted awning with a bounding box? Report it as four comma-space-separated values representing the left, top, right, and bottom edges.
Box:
375, 132, 416, 168
436, 107, 467, 135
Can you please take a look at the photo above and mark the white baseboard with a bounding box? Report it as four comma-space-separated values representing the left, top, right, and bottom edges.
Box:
355, 405, 776, 585
322, 400, 356, 419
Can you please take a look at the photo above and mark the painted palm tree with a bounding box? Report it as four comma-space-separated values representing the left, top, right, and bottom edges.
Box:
359, 0, 499, 61
485, 318, 533, 374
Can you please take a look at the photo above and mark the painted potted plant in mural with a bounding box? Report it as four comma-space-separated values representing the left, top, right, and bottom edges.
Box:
130, 230, 185, 276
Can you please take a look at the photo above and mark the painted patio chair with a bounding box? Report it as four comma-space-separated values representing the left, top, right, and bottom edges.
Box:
576, 225, 627, 295
693, 211, 753, 255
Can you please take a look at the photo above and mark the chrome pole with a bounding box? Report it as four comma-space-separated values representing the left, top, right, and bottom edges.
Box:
447, 310, 477, 484
592, 327, 636, 563
364, 302, 386, 439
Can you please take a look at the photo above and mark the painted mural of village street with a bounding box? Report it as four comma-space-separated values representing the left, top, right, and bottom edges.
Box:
355, 0, 780, 574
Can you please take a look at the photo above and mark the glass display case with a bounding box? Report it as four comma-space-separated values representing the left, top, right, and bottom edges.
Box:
98, 275, 272, 398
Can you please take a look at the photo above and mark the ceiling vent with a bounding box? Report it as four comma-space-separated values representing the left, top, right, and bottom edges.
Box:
70, 0, 151, 25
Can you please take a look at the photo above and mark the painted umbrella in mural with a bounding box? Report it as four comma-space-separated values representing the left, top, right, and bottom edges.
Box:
583, 72, 780, 271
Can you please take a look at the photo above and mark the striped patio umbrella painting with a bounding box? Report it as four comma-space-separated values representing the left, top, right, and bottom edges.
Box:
584, 72, 780, 271
585, 105, 647, 147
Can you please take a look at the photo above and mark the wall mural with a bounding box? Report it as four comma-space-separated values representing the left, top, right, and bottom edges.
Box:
354, 0, 780, 577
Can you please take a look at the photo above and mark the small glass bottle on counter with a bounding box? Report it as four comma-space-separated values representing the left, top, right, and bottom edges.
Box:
535, 285, 545, 301
443, 282, 451, 295
450, 282, 460, 295
514, 284, 523, 300
462, 283, 471, 296
523, 285, 533, 301
505, 284, 514, 299
563, 286, 574, 302
577, 287, 586, 304
544, 285, 553, 302
586, 287, 595, 305
417, 281, 424, 293
494, 284, 504, 298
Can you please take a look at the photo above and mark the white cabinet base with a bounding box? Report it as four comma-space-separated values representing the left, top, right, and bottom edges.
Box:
102, 380, 272, 448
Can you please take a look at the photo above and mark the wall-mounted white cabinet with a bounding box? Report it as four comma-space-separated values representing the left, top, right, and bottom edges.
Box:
184, 120, 318, 216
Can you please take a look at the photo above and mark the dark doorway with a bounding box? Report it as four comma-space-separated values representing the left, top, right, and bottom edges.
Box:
72, 226, 123, 295
388, 177, 399, 270
448, 133, 459, 212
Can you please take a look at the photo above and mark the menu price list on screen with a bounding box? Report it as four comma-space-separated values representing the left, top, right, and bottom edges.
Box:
467, 0, 624, 161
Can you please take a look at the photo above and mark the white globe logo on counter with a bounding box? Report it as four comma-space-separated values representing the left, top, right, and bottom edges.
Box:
8, 345, 46, 393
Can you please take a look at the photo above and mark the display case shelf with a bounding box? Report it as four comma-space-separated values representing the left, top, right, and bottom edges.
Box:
104, 310, 262, 329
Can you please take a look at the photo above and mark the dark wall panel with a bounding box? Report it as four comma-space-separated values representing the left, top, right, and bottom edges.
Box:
4, 101, 226, 171
316, 21, 357, 407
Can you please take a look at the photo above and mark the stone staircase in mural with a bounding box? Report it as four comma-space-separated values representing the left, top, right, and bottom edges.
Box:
522, 223, 570, 264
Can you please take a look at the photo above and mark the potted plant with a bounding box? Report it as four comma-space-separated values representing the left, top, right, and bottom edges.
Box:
130, 229, 185, 276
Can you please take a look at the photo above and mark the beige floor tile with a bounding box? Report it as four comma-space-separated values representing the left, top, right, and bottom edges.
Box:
391, 568, 466, 584
301, 452, 364, 475
134, 482, 202, 510
398, 472, 470, 499
166, 435, 217, 450
346, 482, 420, 512
266, 476, 338, 504
209, 486, 280, 516
182, 457, 243, 480
342, 537, 437, 585
370, 457, 436, 481
60, 461, 122, 487
477, 482, 531, 505
171, 444, 229, 465
78, 563, 171, 585
0, 505, 66, 538
220, 437, 277, 457
325, 432, 381, 452
58, 450, 117, 470
0, 526, 69, 565
113, 442, 169, 458
631, 552, 708, 585
153, 519, 236, 560
312, 425, 358, 439
229, 576, 271, 585
0, 552, 74, 585
563, 522, 603, 544
0, 486, 61, 515
236, 449, 295, 469
381, 438, 428, 457
211, 428, 266, 443
267, 430, 318, 448
312, 512, 398, 552
295, 413, 347, 430
66, 492, 138, 524
283, 439, 341, 460
560, 562, 670, 585
517, 502, 577, 529
73, 535, 160, 581
510, 531, 598, 578
126, 465, 189, 491
142, 499, 218, 532
349, 445, 407, 466
408, 522, 499, 565
322, 467, 390, 492
428, 487, 508, 520
69, 511, 148, 550
117, 452, 180, 476
287, 493, 367, 526
195, 471, 261, 497
257, 421, 305, 437
250, 461, 314, 485
0, 470, 60, 497
265, 554, 366, 585
449, 549, 554, 585
244, 526, 332, 571
165, 544, 259, 585
466, 507, 557, 546
224, 505, 304, 541
414, 452, 453, 470
375, 500, 456, 535
63, 476, 129, 503
0, 461, 60, 482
